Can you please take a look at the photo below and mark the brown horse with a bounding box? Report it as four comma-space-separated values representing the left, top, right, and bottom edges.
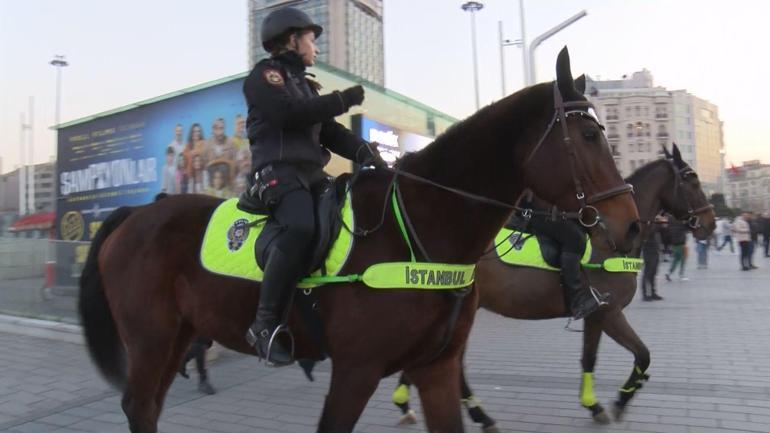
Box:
393, 144, 716, 431
78, 47, 639, 433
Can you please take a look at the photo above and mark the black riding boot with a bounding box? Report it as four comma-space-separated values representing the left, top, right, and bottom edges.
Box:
245, 248, 296, 367
561, 252, 609, 320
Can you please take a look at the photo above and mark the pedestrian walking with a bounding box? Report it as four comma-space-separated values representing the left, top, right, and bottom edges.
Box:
659, 219, 672, 262
178, 336, 217, 395
749, 212, 760, 268
762, 213, 770, 257
716, 218, 734, 253
642, 217, 664, 301
734, 212, 753, 271
696, 237, 709, 269
665, 218, 689, 281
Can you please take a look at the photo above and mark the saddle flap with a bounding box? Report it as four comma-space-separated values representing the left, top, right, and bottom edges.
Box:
307, 176, 350, 274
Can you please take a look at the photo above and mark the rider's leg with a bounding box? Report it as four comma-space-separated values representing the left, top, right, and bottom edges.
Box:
247, 188, 315, 366
529, 217, 607, 319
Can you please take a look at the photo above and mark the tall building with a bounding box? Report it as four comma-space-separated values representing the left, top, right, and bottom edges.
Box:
587, 70, 724, 193
248, 0, 384, 85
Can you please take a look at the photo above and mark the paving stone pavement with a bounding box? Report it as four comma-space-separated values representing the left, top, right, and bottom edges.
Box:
0, 247, 769, 432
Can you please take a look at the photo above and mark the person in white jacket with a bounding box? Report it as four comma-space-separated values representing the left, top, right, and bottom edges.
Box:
733, 213, 753, 270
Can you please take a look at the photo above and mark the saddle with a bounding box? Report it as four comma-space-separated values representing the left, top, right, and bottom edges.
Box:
237, 175, 350, 275
200, 175, 354, 286
498, 215, 591, 271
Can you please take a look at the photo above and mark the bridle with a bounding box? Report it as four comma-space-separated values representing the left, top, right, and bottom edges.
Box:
666, 160, 714, 229
521, 82, 634, 229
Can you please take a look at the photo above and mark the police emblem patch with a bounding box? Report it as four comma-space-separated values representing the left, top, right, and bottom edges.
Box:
226, 218, 250, 252
509, 233, 524, 250
263, 69, 284, 86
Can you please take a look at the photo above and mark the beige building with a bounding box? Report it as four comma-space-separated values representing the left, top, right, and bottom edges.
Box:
587, 70, 724, 193
248, 0, 384, 85
726, 160, 770, 212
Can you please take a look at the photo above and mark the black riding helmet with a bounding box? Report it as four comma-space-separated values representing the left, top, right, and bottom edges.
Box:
261, 7, 323, 52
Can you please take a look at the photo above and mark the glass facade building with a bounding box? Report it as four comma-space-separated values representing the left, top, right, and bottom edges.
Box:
248, 0, 384, 85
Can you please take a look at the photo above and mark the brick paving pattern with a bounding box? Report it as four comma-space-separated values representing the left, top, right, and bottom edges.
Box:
0, 247, 768, 432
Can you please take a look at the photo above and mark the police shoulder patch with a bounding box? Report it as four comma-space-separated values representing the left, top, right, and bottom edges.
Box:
263, 69, 284, 86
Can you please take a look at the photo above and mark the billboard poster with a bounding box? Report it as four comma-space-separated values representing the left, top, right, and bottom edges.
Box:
56, 77, 250, 243
354, 115, 433, 166
55, 78, 251, 286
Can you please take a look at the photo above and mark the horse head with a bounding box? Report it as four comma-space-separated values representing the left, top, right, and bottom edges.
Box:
659, 143, 716, 239
517, 47, 640, 253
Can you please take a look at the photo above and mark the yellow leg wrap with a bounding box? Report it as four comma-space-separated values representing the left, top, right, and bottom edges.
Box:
392, 384, 410, 405
580, 372, 598, 407
461, 395, 481, 409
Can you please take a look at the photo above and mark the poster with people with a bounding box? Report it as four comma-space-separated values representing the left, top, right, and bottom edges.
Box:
56, 77, 251, 244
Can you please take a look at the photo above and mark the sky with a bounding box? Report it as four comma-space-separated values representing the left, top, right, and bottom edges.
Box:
1, 0, 768, 174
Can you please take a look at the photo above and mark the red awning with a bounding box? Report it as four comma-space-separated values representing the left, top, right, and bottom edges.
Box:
8, 212, 55, 232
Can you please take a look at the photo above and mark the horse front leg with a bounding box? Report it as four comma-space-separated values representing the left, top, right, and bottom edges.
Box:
317, 362, 382, 433
601, 310, 651, 421
580, 313, 610, 424
392, 373, 418, 424
407, 355, 465, 433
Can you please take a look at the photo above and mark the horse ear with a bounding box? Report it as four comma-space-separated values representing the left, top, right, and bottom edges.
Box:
575, 74, 586, 95
672, 142, 683, 165
556, 46, 576, 97
662, 143, 672, 159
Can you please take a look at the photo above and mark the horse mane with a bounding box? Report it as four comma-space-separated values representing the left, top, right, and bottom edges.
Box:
396, 82, 555, 175
625, 158, 672, 184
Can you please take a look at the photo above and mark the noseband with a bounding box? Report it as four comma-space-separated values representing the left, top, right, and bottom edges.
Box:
522, 83, 634, 229
668, 161, 714, 229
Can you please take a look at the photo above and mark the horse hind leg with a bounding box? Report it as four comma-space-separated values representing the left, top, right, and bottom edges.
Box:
601, 311, 650, 421
120, 320, 183, 433
154, 323, 195, 410
580, 314, 610, 424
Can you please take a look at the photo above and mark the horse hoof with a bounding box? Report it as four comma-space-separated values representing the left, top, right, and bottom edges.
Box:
398, 410, 417, 425
592, 410, 610, 424
482, 424, 501, 433
611, 402, 625, 422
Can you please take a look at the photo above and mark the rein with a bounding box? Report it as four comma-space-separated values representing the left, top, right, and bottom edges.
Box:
348, 82, 634, 244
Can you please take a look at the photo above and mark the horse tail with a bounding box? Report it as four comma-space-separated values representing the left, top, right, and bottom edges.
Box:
78, 206, 133, 390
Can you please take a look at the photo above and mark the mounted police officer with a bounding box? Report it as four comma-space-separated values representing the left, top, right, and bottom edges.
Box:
243, 6, 386, 366
514, 197, 610, 320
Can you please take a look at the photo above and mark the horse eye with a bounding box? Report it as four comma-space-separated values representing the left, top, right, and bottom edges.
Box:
583, 128, 598, 140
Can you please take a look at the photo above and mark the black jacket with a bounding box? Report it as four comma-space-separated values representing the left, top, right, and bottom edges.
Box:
667, 220, 688, 245
243, 51, 368, 177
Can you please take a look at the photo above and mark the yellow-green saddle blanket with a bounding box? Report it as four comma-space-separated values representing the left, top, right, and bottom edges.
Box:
494, 228, 642, 273
200, 197, 354, 288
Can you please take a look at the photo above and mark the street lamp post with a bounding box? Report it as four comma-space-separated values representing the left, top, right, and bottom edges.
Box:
461, 1, 484, 110
50, 55, 68, 128
527, 10, 587, 85
498, 21, 523, 97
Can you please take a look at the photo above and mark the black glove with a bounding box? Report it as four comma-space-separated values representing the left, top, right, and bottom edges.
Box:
340, 85, 365, 108
357, 142, 388, 169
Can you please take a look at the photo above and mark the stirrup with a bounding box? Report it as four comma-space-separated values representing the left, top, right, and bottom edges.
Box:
588, 286, 609, 307
266, 324, 295, 366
